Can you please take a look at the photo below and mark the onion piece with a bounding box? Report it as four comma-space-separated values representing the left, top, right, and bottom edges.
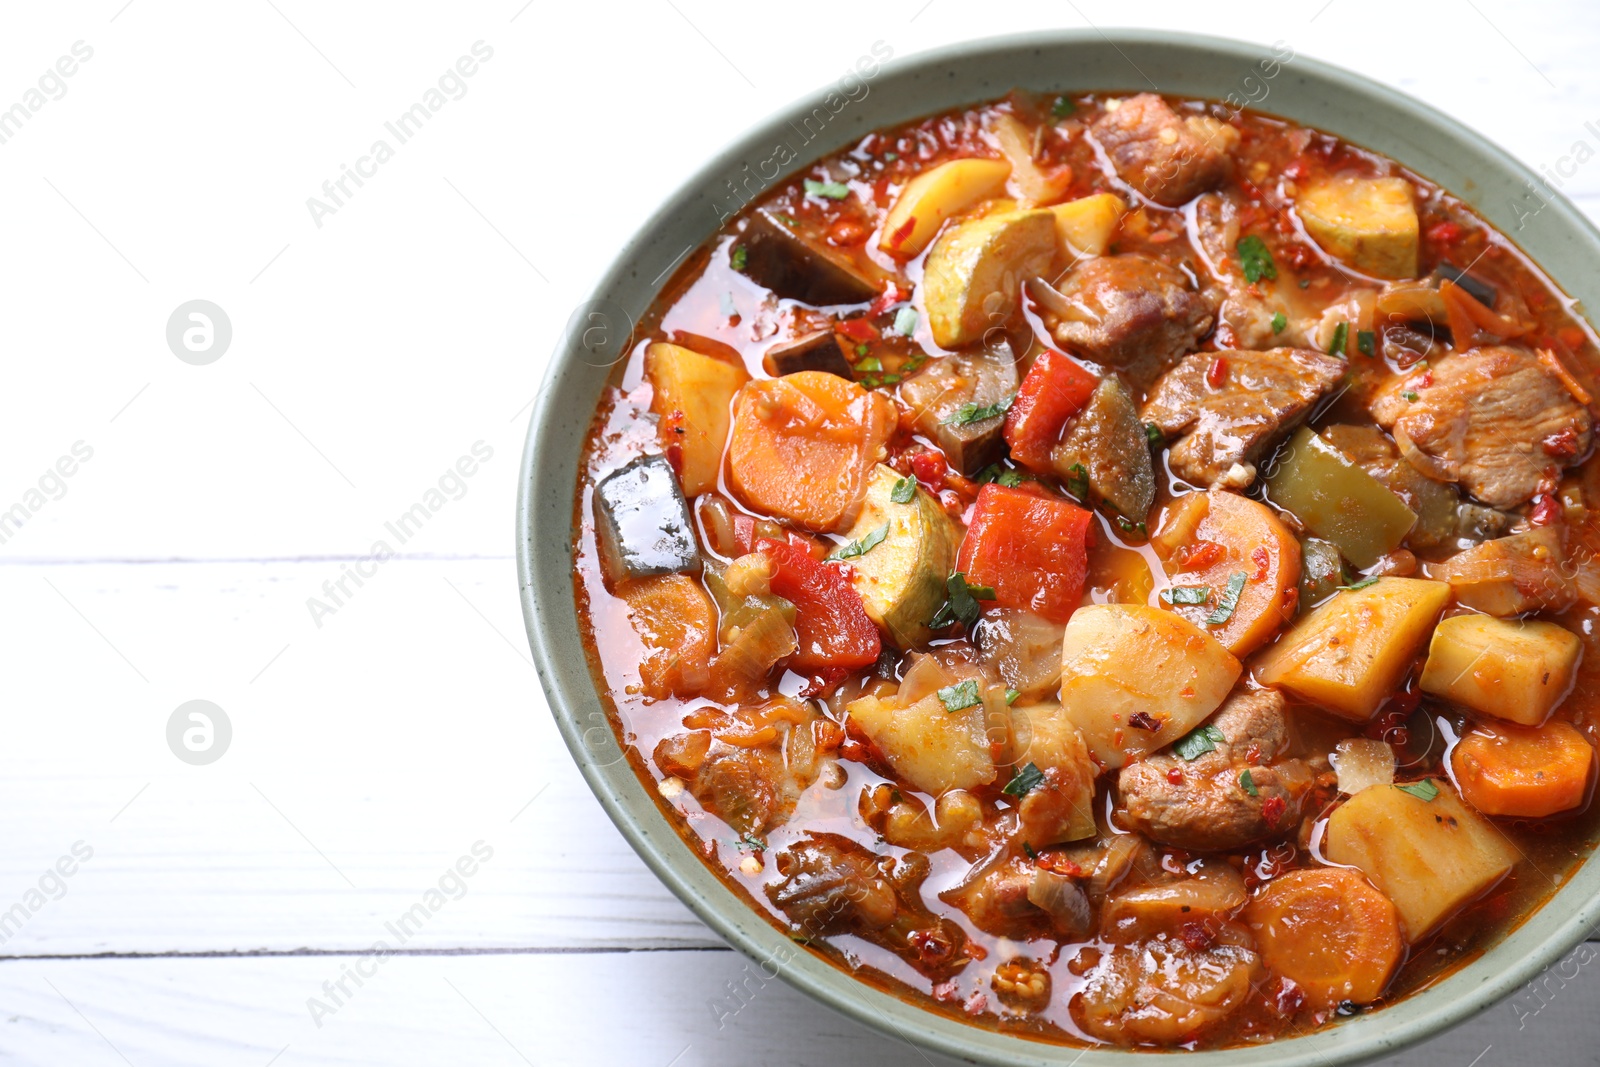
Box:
1332, 737, 1396, 794
1027, 867, 1093, 938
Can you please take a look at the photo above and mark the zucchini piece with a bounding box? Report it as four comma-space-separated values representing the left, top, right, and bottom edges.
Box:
1254, 577, 1450, 722
1263, 426, 1417, 569
742, 208, 879, 306
923, 208, 1058, 348
1296, 176, 1419, 280
593, 454, 701, 586
879, 157, 1012, 258
1419, 614, 1580, 726
644, 342, 749, 497
838, 465, 960, 648
762, 328, 854, 379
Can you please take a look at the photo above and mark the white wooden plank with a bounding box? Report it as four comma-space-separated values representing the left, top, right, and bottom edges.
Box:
0, 947, 1594, 1067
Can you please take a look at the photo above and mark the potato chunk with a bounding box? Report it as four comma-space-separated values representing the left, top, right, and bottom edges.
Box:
879, 157, 1012, 258
923, 209, 1058, 348
1325, 780, 1517, 940
847, 659, 1003, 794
1058, 604, 1241, 770
1254, 577, 1450, 722
1049, 192, 1126, 259
1419, 614, 1580, 726
1296, 176, 1419, 280
644, 342, 749, 497
837, 464, 960, 648
1008, 702, 1098, 843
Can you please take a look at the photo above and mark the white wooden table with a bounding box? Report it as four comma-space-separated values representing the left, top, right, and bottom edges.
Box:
3, 1, 1598, 1063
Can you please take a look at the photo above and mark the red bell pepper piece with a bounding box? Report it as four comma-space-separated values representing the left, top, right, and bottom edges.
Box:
1002, 350, 1098, 471
954, 484, 1094, 624
759, 536, 881, 671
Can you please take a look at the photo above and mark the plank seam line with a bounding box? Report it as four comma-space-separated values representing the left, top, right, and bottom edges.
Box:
0, 554, 517, 566
0, 944, 735, 962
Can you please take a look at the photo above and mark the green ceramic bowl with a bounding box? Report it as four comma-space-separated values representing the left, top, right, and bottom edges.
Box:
518, 30, 1600, 1065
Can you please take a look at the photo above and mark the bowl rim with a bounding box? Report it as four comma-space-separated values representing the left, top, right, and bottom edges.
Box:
518, 27, 1600, 1066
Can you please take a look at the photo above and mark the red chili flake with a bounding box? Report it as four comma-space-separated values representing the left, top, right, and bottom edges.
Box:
1262, 794, 1287, 828
1426, 221, 1463, 244
930, 978, 960, 1002
886, 215, 917, 250
867, 283, 902, 318
1418, 370, 1434, 389
1238, 178, 1264, 204
1179, 684, 1195, 699
837, 317, 879, 343
1179, 540, 1225, 570
1244, 742, 1263, 765
910, 449, 948, 490
1543, 427, 1582, 460
963, 991, 988, 1016
1180, 922, 1214, 951
1206, 356, 1229, 389
1167, 767, 1185, 785
1128, 711, 1160, 731
1274, 977, 1307, 1015
1251, 545, 1271, 581
1283, 157, 1309, 181
1285, 243, 1315, 272
1531, 494, 1563, 527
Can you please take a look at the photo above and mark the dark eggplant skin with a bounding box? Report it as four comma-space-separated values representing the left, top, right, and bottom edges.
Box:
763, 329, 856, 379
594, 454, 700, 585
899, 346, 1019, 476
741, 209, 879, 307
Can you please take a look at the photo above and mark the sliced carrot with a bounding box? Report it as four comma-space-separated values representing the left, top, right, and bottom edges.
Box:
616, 574, 716, 700
1245, 868, 1404, 1011
1451, 719, 1594, 818
727, 371, 897, 532
1150, 491, 1301, 656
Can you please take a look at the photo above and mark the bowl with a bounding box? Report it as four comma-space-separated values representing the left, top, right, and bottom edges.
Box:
517, 29, 1600, 1065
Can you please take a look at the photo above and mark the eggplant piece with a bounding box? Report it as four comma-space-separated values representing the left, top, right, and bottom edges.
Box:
593, 454, 700, 585
741, 209, 879, 307
1048, 377, 1155, 523
899, 347, 1019, 476
762, 329, 855, 379
1433, 262, 1496, 308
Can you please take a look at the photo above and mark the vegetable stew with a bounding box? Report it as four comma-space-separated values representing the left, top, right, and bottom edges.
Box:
569, 86, 1600, 1048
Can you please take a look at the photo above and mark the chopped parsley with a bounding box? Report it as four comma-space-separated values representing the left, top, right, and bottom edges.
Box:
1022, 841, 1038, 860
1401, 390, 1419, 402
1239, 769, 1259, 797
804, 178, 850, 200
1063, 462, 1090, 500
1205, 572, 1248, 625
736, 833, 767, 851
1052, 95, 1076, 119
929, 572, 995, 629
883, 151, 898, 162
730, 244, 747, 271
855, 356, 883, 373
890, 476, 917, 504
1162, 586, 1211, 606
937, 678, 981, 713
977, 464, 1023, 487
774, 212, 798, 228
1271, 311, 1288, 334
830, 522, 889, 560
1339, 576, 1380, 591
1005, 688, 1020, 705
1174, 724, 1226, 761
893, 306, 919, 336
1396, 779, 1440, 802
1115, 515, 1148, 538
1237, 235, 1277, 284
1003, 762, 1047, 797
854, 341, 870, 358
1357, 329, 1376, 357
1328, 321, 1349, 357
1146, 422, 1164, 446
943, 394, 1015, 426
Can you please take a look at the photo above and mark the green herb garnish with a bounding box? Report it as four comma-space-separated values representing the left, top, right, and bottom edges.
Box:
1115, 515, 1148, 538
1401, 390, 1419, 402
1146, 422, 1163, 446
804, 178, 850, 200
1162, 586, 1211, 606
1237, 235, 1277, 284
774, 213, 798, 228
1239, 769, 1259, 797
730, 244, 747, 271
1005, 688, 1020, 705
1328, 322, 1349, 357
830, 522, 889, 560
944, 394, 1015, 426
1003, 762, 1046, 798
737, 833, 766, 851
1357, 329, 1375, 356
1052, 96, 1075, 119
1396, 779, 1440, 802
1299, 277, 1311, 289
855, 341, 870, 358
1063, 462, 1090, 500
1339, 576, 1380, 591
855, 356, 883, 373
1174, 724, 1227, 761
938, 679, 981, 713
890, 476, 917, 504
1205, 572, 1248, 625
928, 572, 995, 629
893, 306, 919, 336
883, 151, 898, 162
1271, 311, 1287, 334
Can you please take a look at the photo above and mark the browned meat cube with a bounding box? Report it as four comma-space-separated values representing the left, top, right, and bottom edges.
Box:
741, 208, 879, 306
1370, 346, 1593, 508
1092, 94, 1240, 207
1118, 689, 1312, 852
1141, 347, 1345, 488
899, 347, 1019, 475
1039, 255, 1221, 384
761, 328, 854, 379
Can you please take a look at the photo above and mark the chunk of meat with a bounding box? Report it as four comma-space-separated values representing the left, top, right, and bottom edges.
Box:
1431, 525, 1578, 616
1371, 346, 1593, 508
1141, 347, 1345, 488
1049, 376, 1157, 522
1092, 93, 1240, 207
1036, 255, 1221, 383
941, 852, 1050, 939
1190, 192, 1314, 350
768, 835, 970, 980
1118, 689, 1313, 851
1072, 922, 1262, 1045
